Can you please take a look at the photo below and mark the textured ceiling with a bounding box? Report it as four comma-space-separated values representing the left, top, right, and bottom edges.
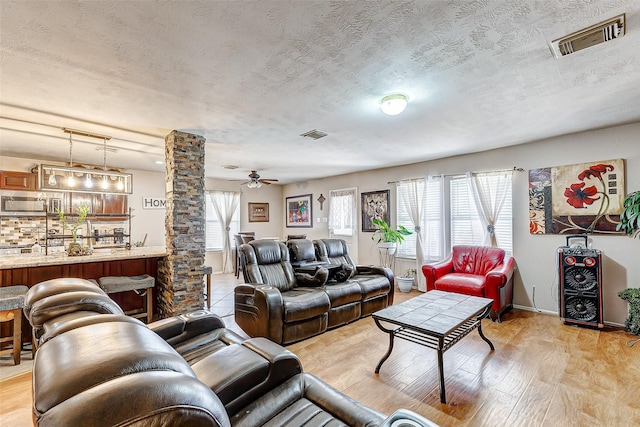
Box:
1, 1, 639, 184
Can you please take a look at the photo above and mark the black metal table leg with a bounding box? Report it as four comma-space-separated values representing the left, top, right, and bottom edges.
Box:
374, 318, 395, 374
477, 306, 495, 351
437, 337, 446, 403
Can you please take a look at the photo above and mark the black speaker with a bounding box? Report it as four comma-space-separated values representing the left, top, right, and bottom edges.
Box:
558, 239, 603, 329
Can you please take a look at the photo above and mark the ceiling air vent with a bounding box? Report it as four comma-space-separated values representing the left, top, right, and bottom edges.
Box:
300, 129, 328, 140
550, 14, 625, 58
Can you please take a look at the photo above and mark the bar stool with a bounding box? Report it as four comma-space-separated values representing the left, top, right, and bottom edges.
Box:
0, 285, 28, 365
204, 265, 213, 309
98, 275, 155, 323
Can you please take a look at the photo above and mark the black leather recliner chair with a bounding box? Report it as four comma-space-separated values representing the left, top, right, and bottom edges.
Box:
24, 278, 438, 427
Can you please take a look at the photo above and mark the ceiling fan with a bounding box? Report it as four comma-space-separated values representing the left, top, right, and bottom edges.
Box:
241, 170, 279, 188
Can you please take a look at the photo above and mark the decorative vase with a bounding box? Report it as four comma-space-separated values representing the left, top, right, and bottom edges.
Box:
67, 242, 91, 256
377, 242, 397, 255
396, 277, 413, 292
377, 242, 397, 269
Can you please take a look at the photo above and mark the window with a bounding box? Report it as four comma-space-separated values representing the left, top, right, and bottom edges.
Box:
450, 176, 485, 246
450, 174, 513, 254
328, 187, 356, 236
397, 178, 444, 261
396, 173, 512, 260
205, 192, 240, 251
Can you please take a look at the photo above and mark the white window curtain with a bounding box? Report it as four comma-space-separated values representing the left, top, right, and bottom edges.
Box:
397, 179, 427, 291
206, 190, 240, 273
467, 170, 513, 247
328, 188, 356, 236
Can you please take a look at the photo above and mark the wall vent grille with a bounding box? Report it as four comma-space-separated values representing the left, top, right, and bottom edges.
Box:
300, 129, 328, 140
550, 14, 625, 58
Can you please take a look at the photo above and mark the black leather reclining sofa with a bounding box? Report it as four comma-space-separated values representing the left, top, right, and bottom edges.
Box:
234, 238, 394, 345
24, 277, 437, 427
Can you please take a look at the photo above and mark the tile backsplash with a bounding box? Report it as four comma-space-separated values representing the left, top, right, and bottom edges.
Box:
0, 216, 128, 248
0, 216, 49, 247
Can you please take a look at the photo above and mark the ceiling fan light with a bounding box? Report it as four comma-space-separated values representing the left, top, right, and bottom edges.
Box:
380, 94, 408, 116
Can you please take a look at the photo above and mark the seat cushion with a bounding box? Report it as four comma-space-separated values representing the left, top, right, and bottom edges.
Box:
435, 273, 486, 297
323, 281, 362, 307
282, 289, 331, 323
349, 275, 391, 300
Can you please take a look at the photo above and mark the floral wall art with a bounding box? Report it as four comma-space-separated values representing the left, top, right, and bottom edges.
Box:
529, 159, 625, 235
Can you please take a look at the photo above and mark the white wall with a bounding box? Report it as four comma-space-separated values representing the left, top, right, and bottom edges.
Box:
128, 170, 166, 247
284, 122, 640, 325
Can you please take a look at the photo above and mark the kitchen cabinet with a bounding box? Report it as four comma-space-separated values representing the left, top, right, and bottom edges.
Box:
67, 193, 128, 215
0, 171, 37, 190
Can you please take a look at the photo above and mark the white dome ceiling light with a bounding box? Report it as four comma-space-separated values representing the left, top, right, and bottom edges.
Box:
380, 94, 408, 116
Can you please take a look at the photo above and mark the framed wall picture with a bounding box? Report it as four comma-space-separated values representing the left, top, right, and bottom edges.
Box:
529, 158, 625, 234
361, 190, 389, 232
248, 202, 269, 222
286, 194, 312, 227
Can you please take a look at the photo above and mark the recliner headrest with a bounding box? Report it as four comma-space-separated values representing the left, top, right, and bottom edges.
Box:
248, 240, 289, 265
287, 239, 315, 263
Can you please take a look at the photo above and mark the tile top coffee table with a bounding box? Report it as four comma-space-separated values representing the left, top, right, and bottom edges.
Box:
372, 290, 494, 404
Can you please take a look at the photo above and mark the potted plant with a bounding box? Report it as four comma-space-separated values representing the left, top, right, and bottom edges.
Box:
370, 218, 412, 255
56, 203, 91, 256
618, 288, 640, 336
616, 190, 640, 239
396, 268, 416, 292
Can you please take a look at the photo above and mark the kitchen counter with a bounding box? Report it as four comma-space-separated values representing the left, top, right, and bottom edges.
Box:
0, 246, 168, 269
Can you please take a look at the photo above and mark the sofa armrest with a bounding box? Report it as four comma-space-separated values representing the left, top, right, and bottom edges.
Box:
380, 409, 440, 427
356, 265, 393, 280
149, 310, 226, 343
421, 255, 454, 291
355, 265, 394, 304
484, 256, 516, 310
485, 256, 516, 288
235, 284, 285, 343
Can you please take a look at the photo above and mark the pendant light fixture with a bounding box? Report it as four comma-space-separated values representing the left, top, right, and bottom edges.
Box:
38, 128, 133, 194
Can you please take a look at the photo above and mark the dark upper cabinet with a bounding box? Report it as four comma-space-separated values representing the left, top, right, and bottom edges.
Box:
0, 171, 37, 190
66, 193, 128, 216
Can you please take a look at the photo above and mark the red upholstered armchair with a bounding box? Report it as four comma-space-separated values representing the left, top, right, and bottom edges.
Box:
421, 245, 516, 322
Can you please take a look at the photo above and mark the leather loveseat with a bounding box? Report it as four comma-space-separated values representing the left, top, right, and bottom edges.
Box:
24, 277, 437, 427
421, 245, 516, 322
234, 239, 393, 345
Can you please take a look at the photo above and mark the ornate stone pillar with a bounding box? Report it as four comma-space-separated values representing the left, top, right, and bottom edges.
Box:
157, 130, 206, 317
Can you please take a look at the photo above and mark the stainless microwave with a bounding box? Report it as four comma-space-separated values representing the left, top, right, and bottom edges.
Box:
0, 191, 62, 216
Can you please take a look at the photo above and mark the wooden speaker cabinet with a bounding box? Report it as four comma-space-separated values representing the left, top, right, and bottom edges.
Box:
558, 236, 603, 329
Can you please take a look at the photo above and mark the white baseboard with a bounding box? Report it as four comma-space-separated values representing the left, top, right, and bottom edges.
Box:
512, 304, 624, 328
513, 304, 556, 316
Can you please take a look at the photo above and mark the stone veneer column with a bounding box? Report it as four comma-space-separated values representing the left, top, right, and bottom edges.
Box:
157, 130, 206, 317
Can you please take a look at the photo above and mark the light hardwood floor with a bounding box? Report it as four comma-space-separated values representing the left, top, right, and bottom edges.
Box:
1, 274, 639, 426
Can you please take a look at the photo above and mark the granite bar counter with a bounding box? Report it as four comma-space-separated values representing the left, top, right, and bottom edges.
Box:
0, 246, 168, 270
0, 246, 168, 344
